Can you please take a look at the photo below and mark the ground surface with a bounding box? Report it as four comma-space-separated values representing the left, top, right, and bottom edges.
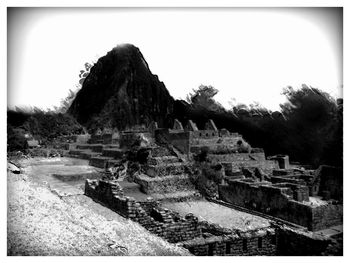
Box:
303, 196, 329, 207
7, 157, 190, 256
163, 200, 271, 231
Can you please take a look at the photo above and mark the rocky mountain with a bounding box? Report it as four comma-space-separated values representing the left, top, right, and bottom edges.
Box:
68, 44, 174, 131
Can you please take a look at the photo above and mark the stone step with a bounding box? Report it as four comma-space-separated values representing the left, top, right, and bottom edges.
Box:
89, 156, 114, 168
52, 172, 102, 182
76, 144, 103, 152
191, 136, 241, 146
208, 152, 267, 162
102, 148, 125, 158
150, 190, 202, 202
75, 144, 93, 149
69, 149, 101, 159
118, 181, 141, 191
134, 174, 195, 194
90, 145, 104, 152
143, 162, 187, 177
105, 159, 120, 167
103, 144, 120, 149
68, 149, 81, 155
147, 156, 180, 165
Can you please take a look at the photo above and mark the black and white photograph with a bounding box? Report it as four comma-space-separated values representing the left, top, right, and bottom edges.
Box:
3, 1, 346, 259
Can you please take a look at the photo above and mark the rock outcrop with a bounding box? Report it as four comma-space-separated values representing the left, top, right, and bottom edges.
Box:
68, 44, 174, 130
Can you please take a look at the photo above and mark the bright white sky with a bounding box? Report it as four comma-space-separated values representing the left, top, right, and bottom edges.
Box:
7, 7, 343, 111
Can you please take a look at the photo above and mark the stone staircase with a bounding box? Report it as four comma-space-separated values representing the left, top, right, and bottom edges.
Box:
69, 149, 101, 160
68, 143, 125, 169
89, 156, 115, 168
89, 148, 125, 168
69, 142, 201, 202
68, 144, 103, 159
134, 146, 200, 201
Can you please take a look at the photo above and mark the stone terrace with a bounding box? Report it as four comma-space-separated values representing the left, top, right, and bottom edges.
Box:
219, 178, 342, 231
64, 119, 342, 256
85, 179, 278, 256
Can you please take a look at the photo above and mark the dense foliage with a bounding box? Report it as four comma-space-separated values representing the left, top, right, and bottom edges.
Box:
7, 108, 84, 151
186, 85, 225, 112
176, 85, 342, 168
7, 124, 28, 152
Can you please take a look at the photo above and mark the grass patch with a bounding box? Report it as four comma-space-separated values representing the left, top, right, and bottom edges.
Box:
163, 200, 271, 231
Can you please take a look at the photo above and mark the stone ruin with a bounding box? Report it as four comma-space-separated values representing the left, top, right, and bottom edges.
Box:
66, 119, 342, 256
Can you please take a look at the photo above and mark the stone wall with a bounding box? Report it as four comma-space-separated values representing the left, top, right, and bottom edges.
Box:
89, 134, 103, 144
84, 179, 340, 255
219, 180, 342, 231
76, 134, 91, 144
143, 162, 186, 177
101, 134, 113, 144
208, 152, 266, 162
268, 155, 290, 169
207, 153, 279, 173
155, 125, 252, 157
219, 180, 290, 211
134, 174, 195, 194
155, 129, 190, 154
101, 148, 125, 158
119, 132, 154, 148
85, 179, 201, 243
190, 130, 219, 140
147, 156, 179, 165
89, 156, 113, 168
271, 176, 306, 185
317, 165, 343, 202
76, 144, 103, 152
150, 146, 173, 157
190, 136, 242, 152
181, 228, 277, 256
311, 204, 343, 231
276, 226, 338, 255
189, 136, 252, 155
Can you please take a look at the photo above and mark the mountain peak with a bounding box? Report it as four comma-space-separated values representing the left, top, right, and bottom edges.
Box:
68, 45, 174, 130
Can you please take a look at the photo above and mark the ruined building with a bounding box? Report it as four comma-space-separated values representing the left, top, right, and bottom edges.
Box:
67, 118, 342, 256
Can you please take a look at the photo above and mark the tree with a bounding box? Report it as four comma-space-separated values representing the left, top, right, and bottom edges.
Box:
78, 62, 93, 85
186, 85, 224, 112
279, 85, 339, 166
280, 85, 337, 123
7, 124, 28, 152
56, 61, 94, 113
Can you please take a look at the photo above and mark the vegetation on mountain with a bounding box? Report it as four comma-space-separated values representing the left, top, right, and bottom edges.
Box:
178, 84, 342, 167
7, 108, 84, 151
68, 44, 174, 131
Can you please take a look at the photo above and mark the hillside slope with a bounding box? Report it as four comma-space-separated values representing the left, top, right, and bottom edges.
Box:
7, 162, 190, 256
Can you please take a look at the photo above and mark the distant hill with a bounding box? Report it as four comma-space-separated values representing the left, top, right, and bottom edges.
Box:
68, 44, 174, 131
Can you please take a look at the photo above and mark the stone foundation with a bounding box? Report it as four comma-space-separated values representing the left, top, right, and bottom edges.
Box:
143, 163, 187, 177
181, 226, 277, 256
89, 156, 114, 168
276, 225, 342, 255
219, 179, 343, 231
85, 179, 201, 243
134, 174, 195, 194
